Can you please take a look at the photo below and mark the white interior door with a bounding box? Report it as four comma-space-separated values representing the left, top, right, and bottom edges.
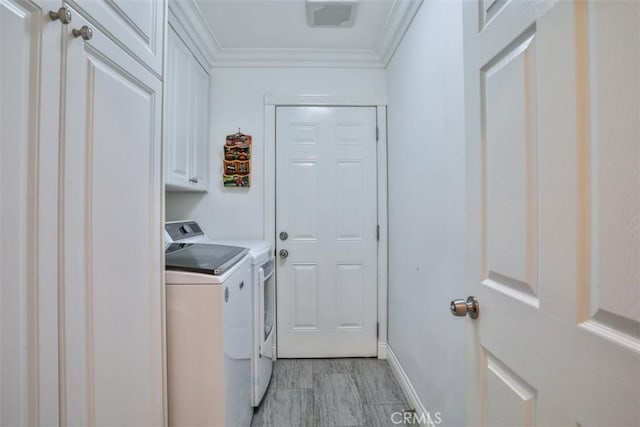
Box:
463, 1, 639, 425
276, 106, 378, 358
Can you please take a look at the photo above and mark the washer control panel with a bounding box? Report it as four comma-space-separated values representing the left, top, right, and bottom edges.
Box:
165, 221, 204, 242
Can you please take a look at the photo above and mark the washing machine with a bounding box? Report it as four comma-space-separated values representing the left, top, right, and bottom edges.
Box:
165, 221, 275, 407
165, 242, 253, 427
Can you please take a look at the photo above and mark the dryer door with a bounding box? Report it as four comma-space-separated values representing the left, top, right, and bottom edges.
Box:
259, 258, 275, 355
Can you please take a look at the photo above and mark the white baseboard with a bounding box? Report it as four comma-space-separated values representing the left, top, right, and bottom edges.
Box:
377, 340, 388, 359
386, 344, 429, 424
273, 341, 387, 360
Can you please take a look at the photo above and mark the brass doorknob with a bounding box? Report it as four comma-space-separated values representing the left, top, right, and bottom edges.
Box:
450, 296, 479, 319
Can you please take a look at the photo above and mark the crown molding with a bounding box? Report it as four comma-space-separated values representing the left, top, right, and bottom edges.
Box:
210, 48, 385, 68
376, 0, 423, 65
172, 0, 422, 69
168, 0, 220, 68
264, 94, 388, 106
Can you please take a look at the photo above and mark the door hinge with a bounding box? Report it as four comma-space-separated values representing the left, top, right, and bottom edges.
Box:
376, 225, 380, 241
376, 126, 379, 142
376, 322, 379, 338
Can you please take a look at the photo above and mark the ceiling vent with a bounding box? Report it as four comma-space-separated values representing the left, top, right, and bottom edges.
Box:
306, 0, 359, 27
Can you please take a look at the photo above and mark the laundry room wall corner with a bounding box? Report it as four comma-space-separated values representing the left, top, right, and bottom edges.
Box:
386, 0, 466, 425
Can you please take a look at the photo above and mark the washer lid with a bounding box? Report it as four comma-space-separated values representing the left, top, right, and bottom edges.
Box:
166, 243, 249, 275
205, 240, 272, 264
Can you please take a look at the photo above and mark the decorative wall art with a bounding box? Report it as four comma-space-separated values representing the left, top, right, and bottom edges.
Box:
223, 130, 252, 187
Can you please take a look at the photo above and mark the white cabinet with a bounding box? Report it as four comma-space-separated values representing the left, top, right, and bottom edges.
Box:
66, 0, 165, 75
165, 27, 192, 188
165, 25, 210, 192
191, 56, 211, 188
1, 0, 62, 424
1, 1, 165, 425
61, 5, 164, 425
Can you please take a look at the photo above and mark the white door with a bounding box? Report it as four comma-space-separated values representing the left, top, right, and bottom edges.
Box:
61, 7, 164, 426
463, 1, 639, 425
276, 106, 378, 358
1, 0, 61, 424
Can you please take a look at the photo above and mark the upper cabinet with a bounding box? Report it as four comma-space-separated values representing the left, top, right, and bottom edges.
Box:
66, 0, 165, 75
165, 23, 211, 192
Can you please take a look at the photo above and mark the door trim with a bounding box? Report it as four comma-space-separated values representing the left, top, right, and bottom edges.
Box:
264, 95, 389, 359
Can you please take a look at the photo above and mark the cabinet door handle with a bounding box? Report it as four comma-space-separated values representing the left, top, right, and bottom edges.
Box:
72, 25, 93, 41
189, 177, 199, 184
49, 7, 72, 24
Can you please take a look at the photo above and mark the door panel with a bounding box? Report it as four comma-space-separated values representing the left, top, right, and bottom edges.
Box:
464, 1, 639, 425
483, 28, 538, 304
276, 106, 378, 358
0, 0, 60, 424
1, 3, 38, 424
335, 161, 365, 240
292, 264, 318, 329
62, 8, 163, 426
67, 0, 163, 75
165, 27, 192, 188
165, 26, 209, 192
481, 350, 536, 427
289, 160, 319, 240
191, 59, 209, 190
579, 0, 639, 346
336, 264, 364, 328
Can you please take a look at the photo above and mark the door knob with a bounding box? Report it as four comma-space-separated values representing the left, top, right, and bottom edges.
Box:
49, 7, 72, 24
72, 25, 93, 40
450, 296, 479, 319
279, 249, 289, 259
279, 231, 288, 241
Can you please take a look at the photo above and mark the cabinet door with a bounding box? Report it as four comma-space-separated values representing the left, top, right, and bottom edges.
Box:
66, 0, 164, 75
190, 59, 210, 191
165, 26, 193, 190
1, 1, 61, 425
61, 7, 164, 426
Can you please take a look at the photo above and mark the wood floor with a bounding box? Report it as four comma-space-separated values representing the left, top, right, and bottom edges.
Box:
251, 358, 414, 427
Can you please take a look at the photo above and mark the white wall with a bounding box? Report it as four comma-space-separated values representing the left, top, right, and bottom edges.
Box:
166, 67, 386, 239
386, 1, 466, 425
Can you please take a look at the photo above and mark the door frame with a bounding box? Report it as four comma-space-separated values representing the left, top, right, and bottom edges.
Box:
263, 95, 389, 359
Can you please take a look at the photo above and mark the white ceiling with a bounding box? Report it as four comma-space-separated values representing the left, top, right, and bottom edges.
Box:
186, 0, 422, 67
